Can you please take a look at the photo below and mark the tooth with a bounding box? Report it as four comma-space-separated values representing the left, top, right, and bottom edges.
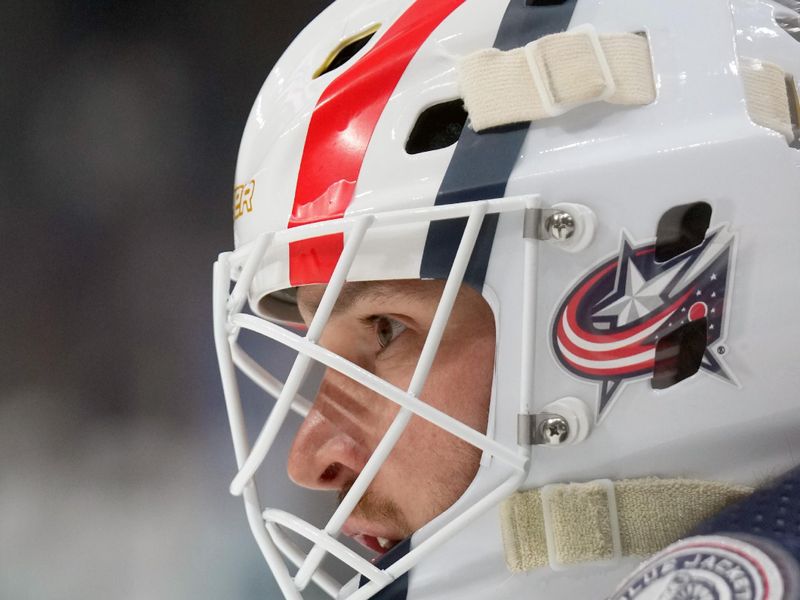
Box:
377, 537, 391, 549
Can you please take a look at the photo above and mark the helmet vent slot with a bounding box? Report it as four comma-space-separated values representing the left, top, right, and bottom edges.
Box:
313, 24, 380, 79
654, 201, 712, 263
651, 318, 707, 390
405, 100, 468, 154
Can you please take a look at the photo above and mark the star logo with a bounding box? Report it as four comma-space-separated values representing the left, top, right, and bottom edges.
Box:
594, 259, 686, 326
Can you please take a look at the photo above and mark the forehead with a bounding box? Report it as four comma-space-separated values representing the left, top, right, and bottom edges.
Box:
296, 279, 445, 316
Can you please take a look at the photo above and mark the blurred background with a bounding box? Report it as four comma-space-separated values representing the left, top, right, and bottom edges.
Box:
1, 1, 332, 598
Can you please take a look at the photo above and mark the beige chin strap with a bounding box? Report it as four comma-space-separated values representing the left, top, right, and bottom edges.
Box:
500, 478, 752, 573
458, 26, 797, 142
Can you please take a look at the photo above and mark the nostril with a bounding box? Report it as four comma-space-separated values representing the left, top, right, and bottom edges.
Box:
320, 462, 342, 483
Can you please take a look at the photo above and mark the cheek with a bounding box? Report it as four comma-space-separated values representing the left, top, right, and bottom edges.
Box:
380, 338, 493, 528
370, 324, 495, 528
382, 331, 494, 480
372, 329, 495, 447
427, 332, 495, 432
374, 335, 423, 385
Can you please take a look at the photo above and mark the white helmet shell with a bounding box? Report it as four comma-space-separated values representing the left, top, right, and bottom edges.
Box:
214, 0, 800, 598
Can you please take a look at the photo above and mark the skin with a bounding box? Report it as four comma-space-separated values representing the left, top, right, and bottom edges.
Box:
287, 279, 496, 551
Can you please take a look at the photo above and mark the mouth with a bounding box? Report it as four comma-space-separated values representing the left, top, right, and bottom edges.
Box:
350, 533, 401, 556
342, 518, 404, 557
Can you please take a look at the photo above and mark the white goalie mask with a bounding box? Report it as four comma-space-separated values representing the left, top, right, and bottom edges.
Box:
213, 1, 800, 598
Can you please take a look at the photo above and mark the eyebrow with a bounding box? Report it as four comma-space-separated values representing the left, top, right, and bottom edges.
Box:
297, 281, 436, 319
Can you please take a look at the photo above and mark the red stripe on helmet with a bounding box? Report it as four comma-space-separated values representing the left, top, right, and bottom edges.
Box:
558, 353, 655, 377
288, 0, 465, 286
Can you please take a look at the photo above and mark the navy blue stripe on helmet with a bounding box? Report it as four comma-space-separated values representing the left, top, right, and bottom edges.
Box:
370, 2, 579, 599
420, 0, 579, 289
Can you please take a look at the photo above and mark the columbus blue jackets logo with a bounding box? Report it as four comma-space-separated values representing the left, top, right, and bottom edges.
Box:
552, 226, 737, 418
607, 535, 786, 600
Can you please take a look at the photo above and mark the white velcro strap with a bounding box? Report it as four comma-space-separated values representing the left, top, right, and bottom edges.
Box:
741, 57, 796, 142
500, 478, 752, 573
459, 26, 656, 131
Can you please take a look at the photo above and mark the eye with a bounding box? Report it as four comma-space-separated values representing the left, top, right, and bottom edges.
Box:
373, 316, 407, 349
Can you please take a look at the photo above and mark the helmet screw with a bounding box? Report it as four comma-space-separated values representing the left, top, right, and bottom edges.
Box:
546, 211, 575, 241
539, 416, 570, 445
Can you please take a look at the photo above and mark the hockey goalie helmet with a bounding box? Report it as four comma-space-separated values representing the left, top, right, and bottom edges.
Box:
213, 1, 800, 598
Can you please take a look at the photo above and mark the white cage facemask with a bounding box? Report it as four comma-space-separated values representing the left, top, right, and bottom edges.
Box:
212, 197, 582, 599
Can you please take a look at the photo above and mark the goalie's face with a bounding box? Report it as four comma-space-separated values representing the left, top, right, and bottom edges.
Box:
288, 280, 496, 555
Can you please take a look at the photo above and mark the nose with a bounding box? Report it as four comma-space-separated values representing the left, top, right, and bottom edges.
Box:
286, 370, 372, 491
